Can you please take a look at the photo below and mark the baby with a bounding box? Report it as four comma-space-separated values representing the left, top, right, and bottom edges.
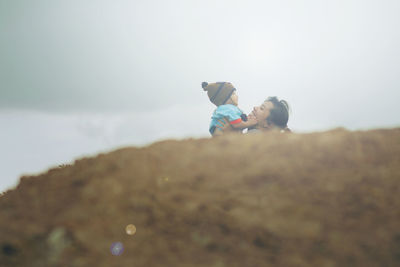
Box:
202, 82, 257, 136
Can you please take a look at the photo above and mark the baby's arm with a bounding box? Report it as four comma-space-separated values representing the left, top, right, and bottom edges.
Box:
230, 116, 257, 130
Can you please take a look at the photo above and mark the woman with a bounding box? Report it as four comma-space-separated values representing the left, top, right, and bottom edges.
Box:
216, 96, 291, 134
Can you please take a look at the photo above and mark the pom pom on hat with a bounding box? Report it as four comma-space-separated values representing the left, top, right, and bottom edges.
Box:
202, 82, 208, 91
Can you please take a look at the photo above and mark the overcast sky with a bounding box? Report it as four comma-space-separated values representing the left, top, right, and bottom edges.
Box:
1, 0, 399, 192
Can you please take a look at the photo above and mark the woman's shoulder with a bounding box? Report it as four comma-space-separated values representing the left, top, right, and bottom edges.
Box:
247, 128, 261, 134
247, 126, 292, 134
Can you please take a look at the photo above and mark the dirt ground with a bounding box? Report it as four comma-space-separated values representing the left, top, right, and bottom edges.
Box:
1, 128, 400, 267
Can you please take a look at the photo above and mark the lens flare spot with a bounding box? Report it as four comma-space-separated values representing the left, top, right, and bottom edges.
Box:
157, 176, 171, 187
126, 224, 137, 235
110, 242, 124, 256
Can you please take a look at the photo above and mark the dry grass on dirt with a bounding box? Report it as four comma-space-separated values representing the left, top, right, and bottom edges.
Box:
1, 128, 400, 267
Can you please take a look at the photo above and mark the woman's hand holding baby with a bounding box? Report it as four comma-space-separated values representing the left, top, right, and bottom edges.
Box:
215, 114, 257, 135
215, 118, 233, 133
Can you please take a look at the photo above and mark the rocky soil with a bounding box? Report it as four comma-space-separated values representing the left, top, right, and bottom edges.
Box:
1, 128, 400, 267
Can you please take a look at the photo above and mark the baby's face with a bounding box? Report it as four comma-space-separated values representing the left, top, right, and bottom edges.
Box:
230, 91, 238, 106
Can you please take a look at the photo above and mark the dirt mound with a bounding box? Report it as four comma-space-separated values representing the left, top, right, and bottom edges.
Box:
1, 128, 400, 267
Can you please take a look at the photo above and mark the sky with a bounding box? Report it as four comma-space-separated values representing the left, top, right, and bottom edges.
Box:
1, 0, 400, 192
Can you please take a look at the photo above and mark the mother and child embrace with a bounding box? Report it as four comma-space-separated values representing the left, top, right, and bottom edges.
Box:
202, 81, 291, 136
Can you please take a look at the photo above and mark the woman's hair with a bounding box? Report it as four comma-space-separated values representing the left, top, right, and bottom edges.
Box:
265, 96, 290, 129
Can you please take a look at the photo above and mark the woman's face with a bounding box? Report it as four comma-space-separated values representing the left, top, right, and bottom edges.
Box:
250, 101, 274, 125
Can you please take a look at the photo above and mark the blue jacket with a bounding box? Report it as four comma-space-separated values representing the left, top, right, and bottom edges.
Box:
209, 104, 244, 134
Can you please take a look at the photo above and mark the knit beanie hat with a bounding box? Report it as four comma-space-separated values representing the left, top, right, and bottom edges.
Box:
202, 82, 236, 106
